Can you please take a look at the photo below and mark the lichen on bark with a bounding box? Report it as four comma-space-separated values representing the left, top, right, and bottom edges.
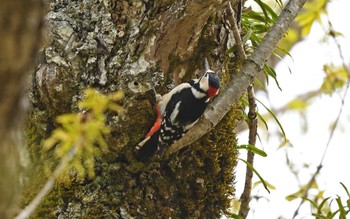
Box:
24, 0, 243, 218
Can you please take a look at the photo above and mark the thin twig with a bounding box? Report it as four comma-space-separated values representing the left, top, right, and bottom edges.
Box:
167, 0, 308, 155
292, 17, 350, 219
226, 3, 258, 218
239, 85, 258, 218
14, 146, 78, 219
237, 0, 243, 30
227, 2, 247, 61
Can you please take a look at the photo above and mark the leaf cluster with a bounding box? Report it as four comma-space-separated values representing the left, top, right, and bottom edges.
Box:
43, 88, 124, 182
321, 65, 348, 94
239, 0, 284, 89
241, 0, 279, 47
295, 0, 328, 36
287, 182, 350, 219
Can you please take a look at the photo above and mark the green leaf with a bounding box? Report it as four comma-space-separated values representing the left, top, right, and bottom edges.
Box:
303, 196, 319, 209
321, 65, 348, 94
317, 197, 331, 216
253, 0, 278, 23
274, 0, 283, 8
245, 10, 267, 23
335, 196, 347, 219
311, 213, 327, 219
285, 194, 298, 201
329, 210, 340, 219
286, 181, 319, 201
256, 111, 268, 130
256, 98, 287, 141
253, 77, 265, 90
230, 214, 244, 219
242, 28, 253, 44
275, 46, 293, 61
253, 180, 276, 190
287, 98, 309, 110
237, 144, 267, 157
239, 158, 270, 193
263, 64, 281, 90
240, 97, 249, 106
295, 0, 328, 36
340, 182, 350, 198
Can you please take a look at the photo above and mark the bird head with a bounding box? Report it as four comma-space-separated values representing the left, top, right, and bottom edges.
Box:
199, 70, 220, 98
199, 58, 220, 98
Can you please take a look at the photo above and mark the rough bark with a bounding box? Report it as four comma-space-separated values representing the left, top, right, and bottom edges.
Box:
0, 0, 45, 218
24, 0, 241, 218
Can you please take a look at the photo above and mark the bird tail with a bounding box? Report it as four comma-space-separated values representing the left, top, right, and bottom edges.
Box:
134, 130, 160, 162
135, 98, 163, 162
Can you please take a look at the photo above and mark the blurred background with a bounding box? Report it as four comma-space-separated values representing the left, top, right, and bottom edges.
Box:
235, 0, 350, 218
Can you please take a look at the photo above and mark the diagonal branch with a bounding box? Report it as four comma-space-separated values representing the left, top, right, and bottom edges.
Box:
167, 0, 307, 155
14, 145, 78, 219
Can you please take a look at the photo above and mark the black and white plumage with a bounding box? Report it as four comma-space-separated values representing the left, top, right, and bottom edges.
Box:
135, 68, 220, 161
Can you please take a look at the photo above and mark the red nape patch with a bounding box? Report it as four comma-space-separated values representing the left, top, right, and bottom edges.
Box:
207, 86, 220, 98
146, 103, 162, 137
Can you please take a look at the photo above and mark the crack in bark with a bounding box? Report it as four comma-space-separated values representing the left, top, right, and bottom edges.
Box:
151, 0, 230, 74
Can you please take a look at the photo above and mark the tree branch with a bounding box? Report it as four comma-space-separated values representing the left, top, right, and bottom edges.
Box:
226, 4, 257, 217
14, 145, 78, 219
239, 85, 258, 218
227, 2, 246, 61
167, 0, 307, 155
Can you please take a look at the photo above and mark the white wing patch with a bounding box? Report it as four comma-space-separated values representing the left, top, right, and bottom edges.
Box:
170, 101, 181, 124
158, 83, 191, 115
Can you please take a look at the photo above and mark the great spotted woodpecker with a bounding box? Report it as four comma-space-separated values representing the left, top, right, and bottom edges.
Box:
135, 63, 220, 161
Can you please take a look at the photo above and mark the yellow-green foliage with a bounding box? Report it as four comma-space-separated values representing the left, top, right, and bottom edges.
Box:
278, 0, 328, 52
321, 65, 348, 94
295, 0, 328, 36
43, 88, 123, 182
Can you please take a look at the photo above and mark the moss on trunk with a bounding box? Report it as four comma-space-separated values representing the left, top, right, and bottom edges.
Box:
24, 105, 241, 218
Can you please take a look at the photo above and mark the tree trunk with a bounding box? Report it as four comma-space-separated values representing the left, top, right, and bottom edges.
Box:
24, 0, 241, 218
0, 0, 45, 218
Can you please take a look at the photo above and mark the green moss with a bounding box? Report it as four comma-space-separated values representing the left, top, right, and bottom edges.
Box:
24, 90, 242, 219
169, 105, 242, 218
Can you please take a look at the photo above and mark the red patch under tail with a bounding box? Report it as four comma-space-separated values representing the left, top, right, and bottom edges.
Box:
146, 103, 162, 137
